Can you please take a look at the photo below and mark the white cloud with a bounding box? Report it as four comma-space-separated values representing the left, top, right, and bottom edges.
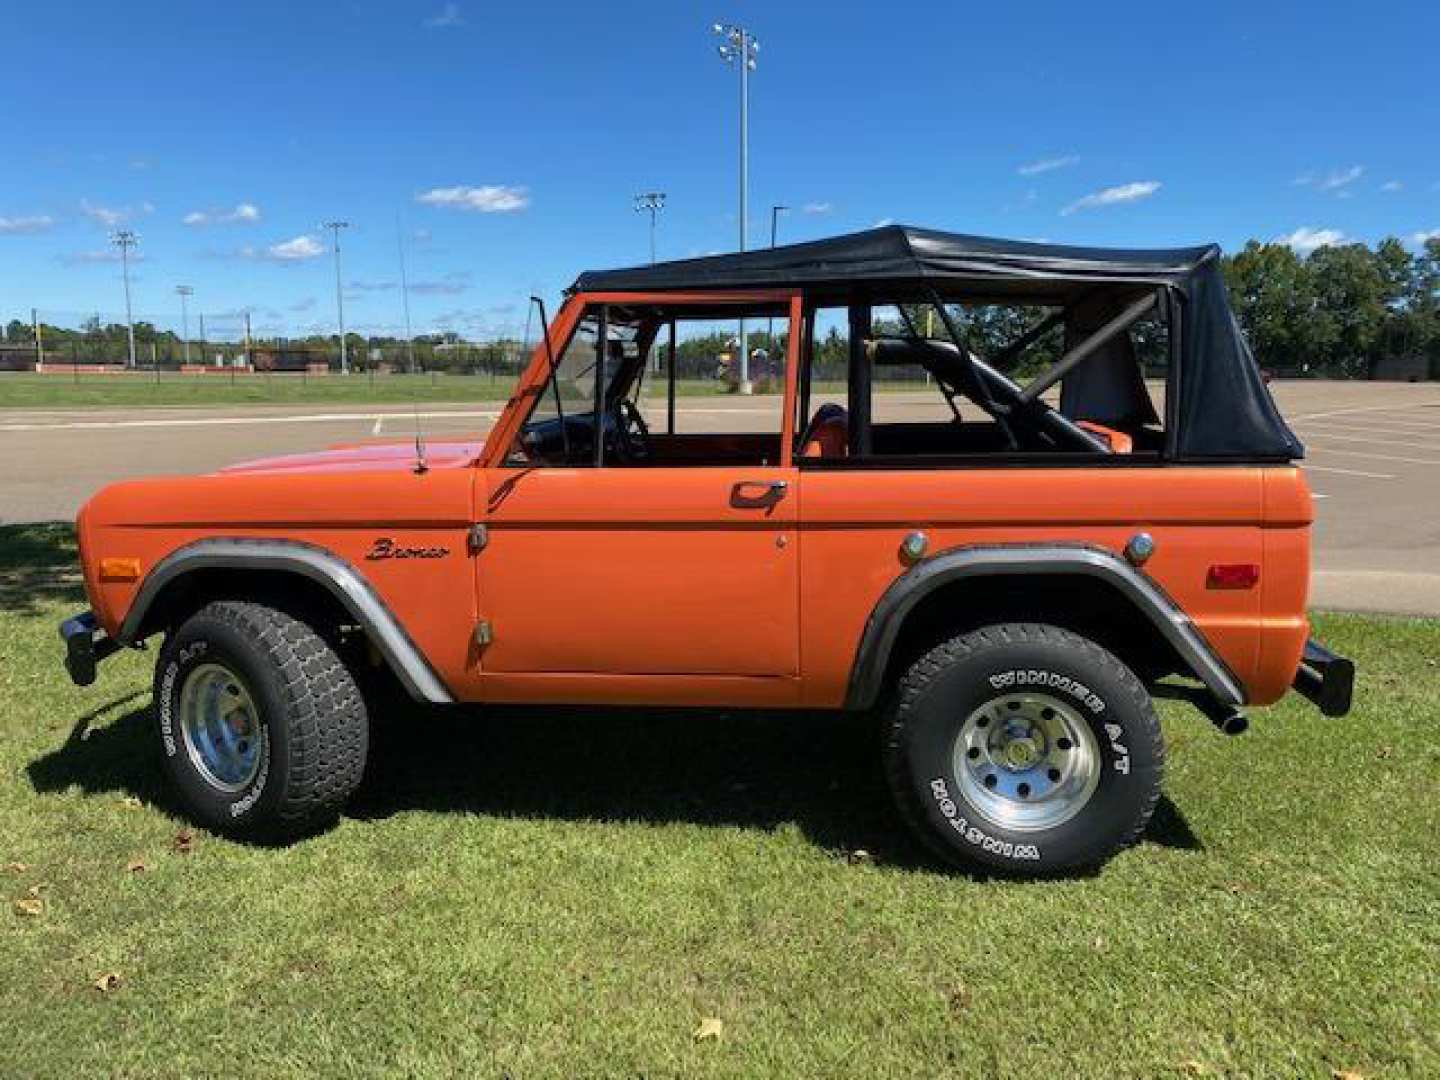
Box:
423, 3, 464, 28
288, 296, 317, 313
416, 185, 529, 213
1275, 226, 1347, 254
1060, 180, 1161, 215
1294, 166, 1364, 193
266, 235, 324, 261
0, 214, 56, 235
80, 200, 127, 227
1380, 180, 1403, 193
1018, 154, 1079, 176
1410, 228, 1440, 247
184, 202, 262, 227
59, 248, 147, 265
801, 201, 832, 214
410, 271, 472, 296
873, 217, 895, 228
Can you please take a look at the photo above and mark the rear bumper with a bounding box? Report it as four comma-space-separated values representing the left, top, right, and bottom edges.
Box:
59, 611, 120, 687
1292, 638, 1354, 717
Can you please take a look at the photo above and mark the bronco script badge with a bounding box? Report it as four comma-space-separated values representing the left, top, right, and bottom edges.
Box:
365, 537, 451, 560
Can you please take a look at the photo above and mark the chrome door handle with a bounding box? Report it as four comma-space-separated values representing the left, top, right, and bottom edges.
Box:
731, 479, 789, 508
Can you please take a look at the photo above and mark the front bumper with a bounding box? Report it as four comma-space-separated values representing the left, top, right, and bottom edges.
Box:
60, 611, 120, 687
1292, 638, 1354, 717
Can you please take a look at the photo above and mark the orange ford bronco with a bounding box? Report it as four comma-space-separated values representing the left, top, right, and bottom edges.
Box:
61, 226, 1353, 873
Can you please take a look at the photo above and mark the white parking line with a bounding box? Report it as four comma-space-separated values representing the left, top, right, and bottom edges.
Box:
1292, 402, 1440, 421
1302, 464, 1397, 479
1298, 430, 1440, 451
0, 409, 501, 433
1306, 445, 1440, 466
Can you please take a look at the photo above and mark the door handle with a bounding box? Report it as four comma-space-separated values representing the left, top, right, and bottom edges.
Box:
731, 479, 788, 509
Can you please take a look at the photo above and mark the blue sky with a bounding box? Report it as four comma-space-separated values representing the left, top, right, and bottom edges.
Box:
2, 0, 1437, 340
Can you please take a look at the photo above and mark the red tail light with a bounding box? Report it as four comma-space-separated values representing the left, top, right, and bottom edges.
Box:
1207, 563, 1260, 590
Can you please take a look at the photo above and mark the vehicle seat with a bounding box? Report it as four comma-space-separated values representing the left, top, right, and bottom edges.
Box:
1075, 420, 1134, 453
800, 403, 849, 458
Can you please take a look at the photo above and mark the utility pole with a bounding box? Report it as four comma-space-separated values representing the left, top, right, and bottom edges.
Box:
634, 192, 666, 265
175, 285, 194, 366
713, 22, 759, 393
396, 218, 416, 373
322, 220, 351, 373
31, 307, 42, 368
243, 311, 252, 368
111, 230, 139, 368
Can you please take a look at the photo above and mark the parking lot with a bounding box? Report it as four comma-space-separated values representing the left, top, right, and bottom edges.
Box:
1, 380, 1436, 614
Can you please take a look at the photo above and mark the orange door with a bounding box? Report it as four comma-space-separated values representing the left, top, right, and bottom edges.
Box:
476, 465, 799, 678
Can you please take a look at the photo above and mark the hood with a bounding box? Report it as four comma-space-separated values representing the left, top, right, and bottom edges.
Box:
218, 438, 484, 476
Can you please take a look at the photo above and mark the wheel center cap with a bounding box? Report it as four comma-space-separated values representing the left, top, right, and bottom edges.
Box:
1004, 738, 1040, 769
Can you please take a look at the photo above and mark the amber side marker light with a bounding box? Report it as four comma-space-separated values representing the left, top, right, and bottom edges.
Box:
98, 558, 142, 582
1207, 563, 1260, 590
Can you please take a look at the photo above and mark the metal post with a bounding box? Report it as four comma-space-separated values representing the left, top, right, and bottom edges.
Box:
322, 220, 351, 373
397, 218, 416, 373
31, 308, 42, 368
713, 22, 759, 394
176, 285, 193, 366
111, 230, 139, 368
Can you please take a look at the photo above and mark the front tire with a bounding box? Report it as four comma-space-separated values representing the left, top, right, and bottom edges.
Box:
884, 623, 1163, 875
154, 601, 368, 839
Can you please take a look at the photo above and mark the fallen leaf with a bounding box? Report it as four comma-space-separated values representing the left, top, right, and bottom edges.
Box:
3, 861, 27, 874
1332, 1071, 1365, 1080
13, 896, 43, 917
947, 985, 972, 1015
125, 858, 150, 874
119, 796, 143, 810
693, 1017, 724, 1043
1180, 1062, 1208, 1075
846, 848, 873, 866
173, 830, 194, 855
93, 972, 122, 993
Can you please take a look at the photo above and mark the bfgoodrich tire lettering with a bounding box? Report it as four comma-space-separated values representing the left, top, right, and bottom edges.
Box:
884, 623, 1163, 874
154, 601, 368, 839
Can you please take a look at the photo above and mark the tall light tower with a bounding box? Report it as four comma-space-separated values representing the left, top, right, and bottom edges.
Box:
713, 21, 759, 393
322, 220, 351, 374
111, 230, 139, 368
634, 192, 666, 265
175, 285, 194, 366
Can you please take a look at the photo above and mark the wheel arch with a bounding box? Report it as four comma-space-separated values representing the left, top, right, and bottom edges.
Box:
119, 538, 454, 704
844, 544, 1243, 711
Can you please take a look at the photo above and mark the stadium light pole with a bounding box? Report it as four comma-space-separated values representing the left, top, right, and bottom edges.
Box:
633, 192, 666, 265
713, 21, 759, 393
175, 285, 194, 366
111, 230, 139, 368
322, 220, 351, 374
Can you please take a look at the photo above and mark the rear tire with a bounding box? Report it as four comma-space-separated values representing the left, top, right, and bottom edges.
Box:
154, 600, 368, 840
883, 623, 1163, 875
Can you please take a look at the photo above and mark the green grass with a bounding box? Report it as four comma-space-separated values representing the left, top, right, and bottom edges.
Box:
2, 522, 1436, 1077
0, 372, 924, 411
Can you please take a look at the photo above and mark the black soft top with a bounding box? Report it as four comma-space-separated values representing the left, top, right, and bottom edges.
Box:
572, 225, 1302, 462
572, 224, 1217, 296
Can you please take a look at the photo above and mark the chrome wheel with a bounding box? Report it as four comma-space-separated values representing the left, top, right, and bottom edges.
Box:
178, 662, 264, 792
953, 692, 1100, 832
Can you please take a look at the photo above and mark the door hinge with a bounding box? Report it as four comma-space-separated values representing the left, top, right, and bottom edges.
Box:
467, 523, 489, 553
474, 619, 494, 647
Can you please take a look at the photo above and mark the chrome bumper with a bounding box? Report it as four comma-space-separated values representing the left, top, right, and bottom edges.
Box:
1292, 638, 1354, 718
60, 611, 120, 687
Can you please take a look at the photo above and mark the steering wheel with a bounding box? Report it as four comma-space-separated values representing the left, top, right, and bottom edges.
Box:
613, 398, 651, 460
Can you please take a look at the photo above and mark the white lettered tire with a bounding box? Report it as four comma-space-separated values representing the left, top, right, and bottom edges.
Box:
883, 623, 1164, 874
154, 600, 368, 839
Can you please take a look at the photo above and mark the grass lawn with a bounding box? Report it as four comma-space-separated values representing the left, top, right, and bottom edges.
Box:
2, 522, 1437, 1077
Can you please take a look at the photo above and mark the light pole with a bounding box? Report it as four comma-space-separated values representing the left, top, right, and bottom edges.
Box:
766, 205, 788, 352
713, 21, 759, 393
634, 192, 666, 265
175, 285, 193, 366
322, 220, 351, 373
111, 230, 139, 368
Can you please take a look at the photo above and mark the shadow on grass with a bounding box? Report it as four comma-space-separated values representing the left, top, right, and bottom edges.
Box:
0, 521, 84, 615
27, 697, 1202, 870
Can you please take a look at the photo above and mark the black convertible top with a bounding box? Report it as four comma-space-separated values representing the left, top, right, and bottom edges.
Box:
573, 225, 1218, 295
572, 225, 1302, 462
